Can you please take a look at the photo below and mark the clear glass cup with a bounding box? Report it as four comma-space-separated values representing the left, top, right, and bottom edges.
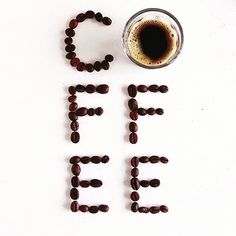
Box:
122, 8, 184, 69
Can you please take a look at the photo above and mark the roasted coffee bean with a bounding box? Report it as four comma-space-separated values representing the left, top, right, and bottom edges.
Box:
70, 121, 79, 131
70, 188, 79, 200
102, 17, 112, 25
128, 99, 138, 111
90, 179, 103, 187
147, 108, 155, 115
65, 28, 75, 37
76, 84, 85, 92
150, 206, 160, 214
69, 102, 78, 111
137, 108, 147, 116
66, 52, 76, 59
85, 63, 94, 72
129, 122, 138, 132
149, 84, 159, 92
89, 206, 99, 214
76, 107, 87, 116
85, 10, 95, 18
91, 156, 101, 164
160, 205, 168, 213
129, 133, 138, 144
130, 178, 140, 190
86, 84, 96, 93
96, 84, 109, 94
80, 156, 90, 164
160, 156, 169, 164
68, 86, 76, 95
71, 164, 81, 176
68, 112, 78, 121
80, 180, 90, 188
87, 108, 95, 116
159, 85, 169, 93
94, 61, 102, 71
68, 95, 77, 103
99, 204, 109, 212
140, 180, 149, 187
71, 176, 80, 187
130, 111, 138, 121
149, 155, 159, 163
79, 205, 89, 212
131, 157, 139, 167
95, 107, 103, 116
70, 156, 80, 164
139, 156, 149, 163
150, 179, 160, 187
131, 202, 139, 212
101, 60, 109, 70
156, 108, 164, 115
77, 62, 85, 71
131, 168, 139, 177
138, 207, 149, 213
137, 85, 148, 93
130, 191, 140, 201
105, 54, 114, 62
69, 19, 78, 29
65, 37, 73, 44
71, 132, 80, 143
101, 155, 109, 163
128, 84, 137, 97
71, 201, 79, 212
95, 12, 103, 22
65, 44, 76, 53
70, 57, 80, 67
76, 13, 86, 22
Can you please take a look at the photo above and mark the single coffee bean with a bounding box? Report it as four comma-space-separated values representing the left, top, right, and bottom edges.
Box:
130, 191, 140, 201
131, 202, 139, 212
65, 44, 76, 53
140, 180, 149, 187
85, 63, 94, 72
131, 157, 139, 167
160, 205, 168, 213
95, 12, 103, 22
71, 132, 80, 143
80, 156, 90, 164
66, 52, 76, 59
130, 111, 138, 121
86, 84, 96, 93
98, 204, 109, 212
128, 84, 137, 97
87, 108, 95, 116
65, 28, 75, 37
69, 19, 78, 29
138, 207, 149, 213
137, 85, 148, 93
129, 133, 138, 144
149, 84, 159, 92
105, 54, 114, 62
70, 121, 79, 131
137, 108, 147, 116
65, 37, 73, 44
90, 179, 103, 188
85, 10, 95, 18
95, 107, 103, 116
96, 84, 109, 94
76, 84, 85, 92
129, 122, 138, 132
149, 155, 159, 163
68, 95, 76, 103
101, 155, 109, 163
89, 206, 99, 214
68, 86, 76, 95
102, 17, 112, 25
130, 178, 140, 190
76, 13, 86, 22
76, 107, 87, 116
71, 164, 81, 176
68, 112, 78, 121
70, 57, 80, 67
147, 108, 155, 115
94, 61, 102, 71
101, 60, 109, 70
91, 156, 101, 164
80, 180, 90, 188
71, 201, 79, 212
70, 156, 80, 164
79, 205, 89, 212
159, 85, 169, 93
77, 62, 85, 71
160, 156, 169, 164
156, 108, 164, 115
131, 168, 139, 177
69, 102, 78, 111
128, 99, 138, 111
71, 176, 80, 187
150, 206, 160, 214
70, 188, 79, 200
139, 156, 149, 163
150, 179, 160, 187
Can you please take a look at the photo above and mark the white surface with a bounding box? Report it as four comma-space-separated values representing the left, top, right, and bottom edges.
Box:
0, 0, 236, 235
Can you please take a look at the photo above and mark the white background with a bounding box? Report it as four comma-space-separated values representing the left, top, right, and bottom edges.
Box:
0, 0, 236, 235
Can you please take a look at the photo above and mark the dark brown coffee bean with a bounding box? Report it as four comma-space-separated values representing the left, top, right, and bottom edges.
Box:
137, 108, 147, 116
130, 178, 140, 190
95, 12, 103, 22
71, 176, 80, 187
131, 157, 139, 167
140, 180, 149, 187
85, 10, 95, 18
79, 205, 89, 212
71, 132, 80, 143
76, 84, 85, 92
95, 107, 103, 116
66, 52, 76, 59
68, 95, 77, 103
138, 207, 149, 213
76, 107, 87, 116
65, 44, 75, 53
139, 156, 149, 163
87, 108, 95, 116
85, 63, 94, 72
68, 86, 76, 95
96, 84, 109, 94
65, 28, 75, 37
130, 111, 138, 121
77, 62, 85, 71
71, 201, 79, 212
149, 84, 159, 92
70, 156, 80, 164
70, 121, 79, 131
90, 179, 103, 187
131, 202, 139, 212
147, 108, 155, 115
71, 164, 81, 176
129, 133, 138, 144
150, 179, 160, 187
94, 61, 102, 71
98, 204, 109, 212
65, 37, 73, 44
149, 156, 159, 163
160, 156, 169, 164
160, 205, 168, 213
89, 206, 99, 214
101, 155, 109, 163
80, 156, 90, 164
130, 191, 140, 201
105, 54, 114, 62
101, 60, 109, 70
70, 57, 80, 67
80, 180, 90, 188
91, 156, 101, 164
128, 99, 138, 111
128, 84, 137, 97
69, 102, 78, 111
76, 13, 86, 22
70, 188, 79, 200
159, 85, 169, 93
137, 85, 148, 93
68, 112, 78, 121
150, 206, 160, 214
102, 17, 112, 25
86, 84, 96, 93
131, 168, 139, 177
69, 19, 78, 29
156, 108, 164, 115
129, 122, 138, 132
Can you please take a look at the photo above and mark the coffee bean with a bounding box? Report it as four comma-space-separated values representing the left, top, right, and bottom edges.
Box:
149, 156, 159, 163
130, 178, 140, 190
102, 17, 112, 25
130, 191, 140, 201
95, 12, 103, 22
131, 157, 139, 167
71, 201, 79, 212
76, 107, 87, 116
80, 180, 90, 188
156, 108, 164, 115
71, 132, 80, 143
139, 156, 149, 163
80, 156, 90, 164
70, 121, 79, 131
68, 95, 77, 103
90, 179, 103, 187
96, 84, 109, 94
71, 164, 81, 175
147, 108, 155, 115
65, 28, 75, 37
87, 108, 95, 116
131, 168, 139, 177
69, 102, 78, 111
98, 204, 109, 212
66, 52, 76, 59
65, 44, 76, 53
70, 57, 80, 67
137, 85, 148, 93
150, 179, 160, 187
128, 99, 138, 111
76, 84, 85, 92
160, 205, 168, 213
129, 122, 138, 132
128, 84, 137, 97
89, 206, 99, 214
70, 156, 80, 164
79, 205, 89, 212
69, 19, 78, 29
70, 188, 79, 200
129, 133, 138, 144
85, 63, 94, 72
95, 107, 103, 116
68, 86, 76, 95
77, 62, 85, 71
94, 61, 102, 71
149, 84, 159, 92
101, 60, 109, 70
130, 111, 138, 121
105, 54, 114, 62
86, 84, 96, 93
160, 157, 169, 164
138, 207, 149, 213
71, 176, 80, 187
68, 112, 78, 121
91, 156, 101, 164
76, 13, 86, 22
65, 37, 73, 44
150, 206, 160, 214
85, 10, 95, 18
140, 180, 149, 187
159, 85, 169, 93
137, 108, 147, 116
131, 202, 139, 212
101, 155, 109, 163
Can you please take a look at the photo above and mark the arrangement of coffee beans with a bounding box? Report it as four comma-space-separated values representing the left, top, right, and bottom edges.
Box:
69, 155, 109, 213
128, 84, 168, 144
64, 10, 114, 72
130, 156, 169, 213
68, 84, 109, 143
